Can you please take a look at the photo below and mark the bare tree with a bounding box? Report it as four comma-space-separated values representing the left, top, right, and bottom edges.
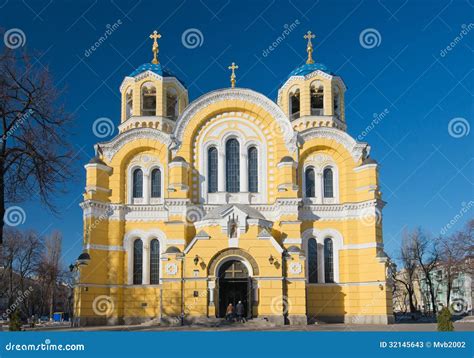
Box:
37, 231, 62, 319
0, 48, 73, 264
438, 219, 474, 307
392, 230, 419, 315
411, 228, 439, 315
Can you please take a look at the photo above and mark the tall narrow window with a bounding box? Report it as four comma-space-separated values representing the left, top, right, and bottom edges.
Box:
308, 238, 318, 283
141, 82, 156, 116
333, 86, 340, 119
324, 238, 334, 283
133, 239, 143, 285
248, 146, 258, 193
150, 239, 160, 284
323, 168, 334, 198
305, 168, 315, 198
208, 147, 218, 193
132, 169, 143, 198
311, 81, 324, 116
289, 89, 300, 120
151, 168, 161, 198
166, 88, 178, 120
126, 88, 133, 119
226, 139, 240, 193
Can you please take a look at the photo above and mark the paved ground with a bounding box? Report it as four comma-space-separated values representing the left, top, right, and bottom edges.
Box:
16, 321, 474, 332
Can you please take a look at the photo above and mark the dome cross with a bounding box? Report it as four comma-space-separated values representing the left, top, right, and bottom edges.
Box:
228, 62, 239, 88
149, 30, 162, 64
304, 31, 316, 64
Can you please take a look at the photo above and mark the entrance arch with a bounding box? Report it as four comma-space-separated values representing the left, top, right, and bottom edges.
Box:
216, 259, 252, 319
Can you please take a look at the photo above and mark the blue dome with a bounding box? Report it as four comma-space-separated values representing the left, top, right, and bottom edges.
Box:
129, 63, 185, 87
288, 62, 330, 79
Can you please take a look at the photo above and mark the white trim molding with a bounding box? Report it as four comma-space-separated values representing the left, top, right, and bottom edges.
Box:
172, 88, 297, 153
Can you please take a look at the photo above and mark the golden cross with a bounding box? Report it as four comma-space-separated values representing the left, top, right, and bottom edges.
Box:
149, 30, 162, 64
304, 31, 316, 64
228, 62, 239, 88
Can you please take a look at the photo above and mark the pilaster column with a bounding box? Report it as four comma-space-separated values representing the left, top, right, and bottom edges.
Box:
240, 148, 248, 192
316, 172, 323, 204
143, 172, 150, 204
142, 242, 150, 285
218, 151, 225, 192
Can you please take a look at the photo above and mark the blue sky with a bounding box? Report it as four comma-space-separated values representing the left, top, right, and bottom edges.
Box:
1, 0, 473, 266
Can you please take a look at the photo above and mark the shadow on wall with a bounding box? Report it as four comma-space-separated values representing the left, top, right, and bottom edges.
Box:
307, 284, 346, 323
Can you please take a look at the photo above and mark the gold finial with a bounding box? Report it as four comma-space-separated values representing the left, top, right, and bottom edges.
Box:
304, 31, 316, 64
228, 62, 239, 88
149, 30, 162, 64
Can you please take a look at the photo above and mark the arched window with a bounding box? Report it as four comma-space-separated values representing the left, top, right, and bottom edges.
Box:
141, 82, 156, 116
208, 147, 218, 193
166, 88, 178, 120
126, 88, 133, 119
308, 238, 318, 283
151, 168, 161, 198
311, 81, 324, 116
133, 239, 143, 285
324, 238, 334, 283
333, 86, 341, 119
248, 146, 258, 193
132, 169, 143, 198
305, 167, 315, 198
150, 239, 160, 284
226, 139, 240, 193
289, 89, 300, 120
323, 168, 334, 198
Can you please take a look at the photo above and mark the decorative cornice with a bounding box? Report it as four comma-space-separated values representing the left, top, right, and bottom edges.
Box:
97, 127, 172, 162
299, 127, 369, 163
172, 88, 297, 153
119, 72, 187, 93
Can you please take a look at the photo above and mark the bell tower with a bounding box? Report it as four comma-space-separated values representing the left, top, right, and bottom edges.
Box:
118, 30, 188, 133
277, 31, 347, 132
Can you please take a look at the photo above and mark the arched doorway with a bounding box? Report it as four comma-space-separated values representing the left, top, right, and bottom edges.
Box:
216, 259, 252, 318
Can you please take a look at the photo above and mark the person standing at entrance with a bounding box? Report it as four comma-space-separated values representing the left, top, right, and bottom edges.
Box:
225, 303, 234, 321
236, 301, 245, 323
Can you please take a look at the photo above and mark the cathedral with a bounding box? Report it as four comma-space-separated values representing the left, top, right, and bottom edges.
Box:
74, 30, 394, 326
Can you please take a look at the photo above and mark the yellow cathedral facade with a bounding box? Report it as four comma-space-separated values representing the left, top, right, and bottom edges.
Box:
74, 31, 394, 326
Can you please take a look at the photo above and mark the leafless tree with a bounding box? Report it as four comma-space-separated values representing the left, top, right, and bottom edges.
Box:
411, 228, 439, 315
392, 230, 419, 315
438, 219, 474, 307
0, 48, 73, 264
37, 231, 62, 318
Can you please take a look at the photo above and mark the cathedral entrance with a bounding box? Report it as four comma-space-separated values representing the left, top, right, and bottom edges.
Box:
216, 260, 252, 318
